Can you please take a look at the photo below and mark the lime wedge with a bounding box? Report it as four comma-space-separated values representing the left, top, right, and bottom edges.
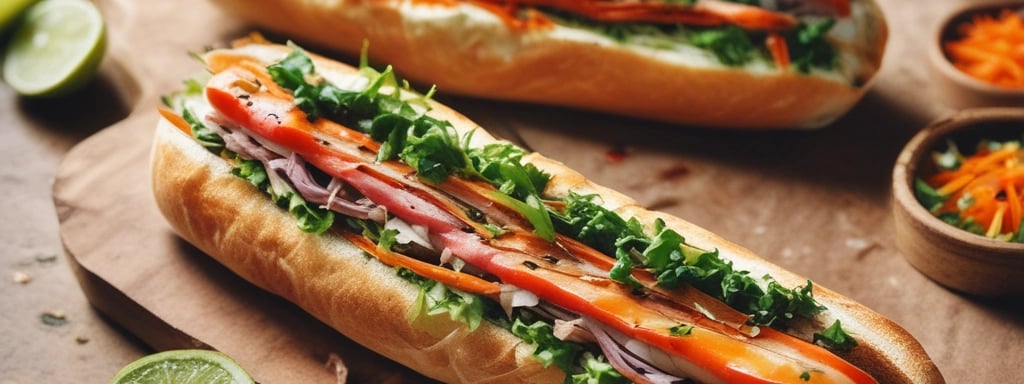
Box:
108, 349, 255, 384
2, 0, 105, 98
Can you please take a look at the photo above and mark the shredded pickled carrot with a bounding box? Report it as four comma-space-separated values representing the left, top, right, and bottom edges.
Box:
766, 32, 790, 70
158, 106, 192, 135
927, 141, 1024, 237
944, 9, 1024, 89
340, 231, 502, 297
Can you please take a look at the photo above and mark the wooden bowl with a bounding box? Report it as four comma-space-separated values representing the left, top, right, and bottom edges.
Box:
929, 1, 1024, 109
892, 108, 1024, 296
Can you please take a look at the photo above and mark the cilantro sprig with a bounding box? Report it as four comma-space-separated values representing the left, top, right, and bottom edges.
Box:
813, 320, 858, 352
552, 192, 826, 328
690, 25, 757, 66
786, 19, 839, 73
265, 46, 556, 240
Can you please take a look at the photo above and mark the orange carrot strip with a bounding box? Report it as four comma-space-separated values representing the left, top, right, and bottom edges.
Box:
158, 106, 192, 135
341, 231, 502, 297
1005, 180, 1022, 234
945, 9, 1024, 88
936, 173, 976, 196
766, 32, 790, 70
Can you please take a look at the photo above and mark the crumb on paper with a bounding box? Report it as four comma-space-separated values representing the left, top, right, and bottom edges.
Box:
41, 310, 67, 327
12, 271, 31, 284
844, 237, 870, 250
845, 237, 880, 260
325, 353, 348, 384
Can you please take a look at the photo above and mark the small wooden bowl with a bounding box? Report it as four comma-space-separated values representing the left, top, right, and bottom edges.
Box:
929, 1, 1024, 109
892, 108, 1024, 297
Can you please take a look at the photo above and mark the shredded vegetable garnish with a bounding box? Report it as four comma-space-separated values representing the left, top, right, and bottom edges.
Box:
944, 8, 1024, 89
916, 138, 1024, 242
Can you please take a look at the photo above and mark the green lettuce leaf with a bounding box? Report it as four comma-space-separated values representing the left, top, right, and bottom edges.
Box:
510, 317, 582, 373
570, 353, 628, 384
397, 268, 485, 331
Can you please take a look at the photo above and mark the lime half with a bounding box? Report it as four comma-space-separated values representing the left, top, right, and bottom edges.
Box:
108, 349, 255, 384
2, 0, 105, 97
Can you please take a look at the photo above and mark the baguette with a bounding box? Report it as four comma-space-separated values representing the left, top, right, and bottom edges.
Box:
208, 0, 888, 129
152, 40, 942, 383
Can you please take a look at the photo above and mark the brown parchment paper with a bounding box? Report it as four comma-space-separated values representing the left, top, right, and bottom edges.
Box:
47, 0, 1024, 383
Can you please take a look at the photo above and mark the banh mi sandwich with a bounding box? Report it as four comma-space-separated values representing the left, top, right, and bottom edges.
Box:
208, 0, 888, 129
152, 39, 941, 384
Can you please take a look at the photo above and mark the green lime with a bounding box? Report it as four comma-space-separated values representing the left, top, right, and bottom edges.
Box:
0, 0, 38, 30
108, 349, 255, 384
2, 0, 105, 98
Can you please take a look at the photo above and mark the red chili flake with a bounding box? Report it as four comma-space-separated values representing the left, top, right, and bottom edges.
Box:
605, 146, 629, 164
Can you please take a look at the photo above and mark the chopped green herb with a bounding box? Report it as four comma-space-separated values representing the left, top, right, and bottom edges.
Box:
265, 47, 556, 240
551, 192, 825, 328
690, 25, 757, 66
913, 178, 946, 213
669, 324, 694, 336
540, 7, 841, 73
377, 228, 400, 251
570, 352, 628, 384
41, 311, 67, 327
813, 319, 858, 352
786, 19, 839, 73
510, 317, 582, 373
182, 108, 223, 152
285, 193, 335, 234
231, 157, 268, 190
552, 192, 647, 257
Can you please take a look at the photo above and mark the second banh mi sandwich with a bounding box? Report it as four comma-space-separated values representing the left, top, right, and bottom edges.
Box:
208, 0, 888, 129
